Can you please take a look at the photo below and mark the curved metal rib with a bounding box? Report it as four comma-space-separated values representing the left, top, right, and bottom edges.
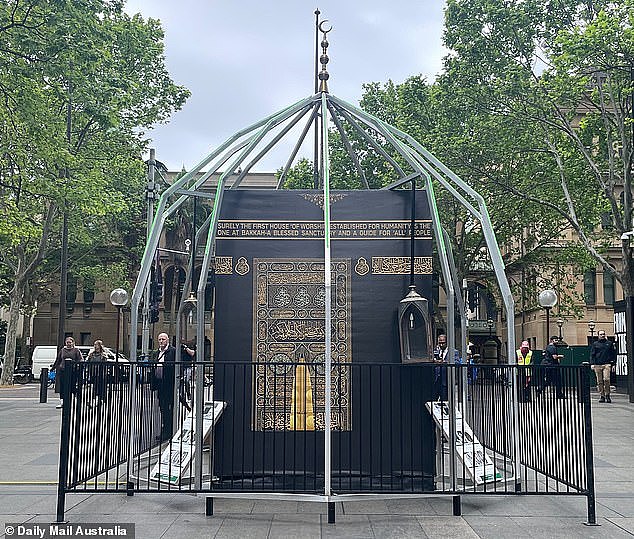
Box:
231, 104, 314, 189
326, 101, 369, 188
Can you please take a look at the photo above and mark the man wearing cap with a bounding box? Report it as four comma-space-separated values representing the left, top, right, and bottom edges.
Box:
590, 330, 617, 403
516, 340, 533, 401
537, 336, 565, 399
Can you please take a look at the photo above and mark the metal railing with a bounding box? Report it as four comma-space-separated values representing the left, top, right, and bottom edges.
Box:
56, 361, 596, 524
451, 364, 594, 496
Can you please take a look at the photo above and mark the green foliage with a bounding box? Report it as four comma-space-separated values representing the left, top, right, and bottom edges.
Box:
334, 75, 557, 304
0, 0, 189, 274
304, 0, 633, 317
0, 0, 190, 382
276, 158, 316, 189
76, 261, 129, 292
437, 0, 634, 311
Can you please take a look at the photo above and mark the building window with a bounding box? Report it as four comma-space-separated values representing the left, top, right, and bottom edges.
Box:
584, 271, 596, 305
603, 272, 615, 305
600, 212, 613, 230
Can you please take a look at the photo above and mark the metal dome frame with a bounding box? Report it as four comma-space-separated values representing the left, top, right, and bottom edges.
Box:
127, 89, 519, 491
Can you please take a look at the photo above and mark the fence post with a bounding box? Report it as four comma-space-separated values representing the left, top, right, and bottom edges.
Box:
40, 368, 48, 403
452, 495, 461, 516
328, 501, 336, 524
510, 362, 522, 493
581, 362, 598, 526
448, 364, 457, 492
56, 362, 71, 522
125, 358, 139, 496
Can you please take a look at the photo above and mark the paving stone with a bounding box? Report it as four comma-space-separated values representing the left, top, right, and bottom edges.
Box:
213, 514, 273, 539
367, 515, 429, 538
269, 513, 321, 539
320, 514, 374, 539
417, 515, 480, 538
1, 385, 634, 538
342, 500, 390, 514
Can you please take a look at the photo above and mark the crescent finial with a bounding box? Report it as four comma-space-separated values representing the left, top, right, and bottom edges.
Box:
318, 20, 332, 34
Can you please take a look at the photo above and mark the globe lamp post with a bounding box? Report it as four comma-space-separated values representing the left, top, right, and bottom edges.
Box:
110, 288, 129, 363
538, 290, 558, 341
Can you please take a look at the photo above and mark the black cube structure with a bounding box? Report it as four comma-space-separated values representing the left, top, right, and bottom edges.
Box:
211, 189, 436, 491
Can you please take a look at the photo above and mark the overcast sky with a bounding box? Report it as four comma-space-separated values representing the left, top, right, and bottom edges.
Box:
124, 1, 448, 172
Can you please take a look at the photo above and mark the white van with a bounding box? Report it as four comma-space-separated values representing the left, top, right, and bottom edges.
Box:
30, 346, 58, 380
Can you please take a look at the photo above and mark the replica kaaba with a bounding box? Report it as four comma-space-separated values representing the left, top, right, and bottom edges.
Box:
211, 189, 436, 491
127, 15, 516, 499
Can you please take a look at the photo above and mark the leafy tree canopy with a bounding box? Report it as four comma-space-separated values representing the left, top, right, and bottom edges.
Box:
440, 0, 633, 287
0, 0, 190, 383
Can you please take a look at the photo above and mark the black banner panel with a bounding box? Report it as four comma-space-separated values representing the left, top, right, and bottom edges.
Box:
212, 190, 436, 492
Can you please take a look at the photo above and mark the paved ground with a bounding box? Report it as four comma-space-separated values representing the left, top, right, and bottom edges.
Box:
1, 383, 633, 538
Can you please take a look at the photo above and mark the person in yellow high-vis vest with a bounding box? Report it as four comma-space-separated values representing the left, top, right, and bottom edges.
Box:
516, 340, 533, 402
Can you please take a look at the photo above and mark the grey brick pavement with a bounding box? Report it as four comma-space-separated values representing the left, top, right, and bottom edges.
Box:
1, 384, 633, 538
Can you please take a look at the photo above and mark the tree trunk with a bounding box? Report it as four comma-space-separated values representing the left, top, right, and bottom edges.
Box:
0, 206, 55, 385
616, 241, 634, 298
0, 280, 26, 386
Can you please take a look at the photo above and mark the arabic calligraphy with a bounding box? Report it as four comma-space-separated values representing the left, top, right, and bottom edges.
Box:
269, 319, 327, 341
253, 258, 351, 431
372, 256, 433, 274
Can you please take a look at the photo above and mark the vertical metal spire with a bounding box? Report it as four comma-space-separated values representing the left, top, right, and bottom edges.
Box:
321, 91, 332, 499
314, 9, 320, 94
313, 9, 320, 189
318, 20, 331, 93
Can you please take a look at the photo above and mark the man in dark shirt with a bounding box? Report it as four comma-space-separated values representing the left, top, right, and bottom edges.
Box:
432, 334, 460, 401
537, 335, 565, 398
590, 330, 617, 403
152, 333, 176, 440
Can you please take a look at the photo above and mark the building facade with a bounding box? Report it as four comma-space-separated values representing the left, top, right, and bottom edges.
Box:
16, 172, 624, 364
28, 172, 278, 355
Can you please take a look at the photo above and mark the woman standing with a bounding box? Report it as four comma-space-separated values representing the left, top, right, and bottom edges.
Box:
87, 340, 107, 407
51, 337, 83, 409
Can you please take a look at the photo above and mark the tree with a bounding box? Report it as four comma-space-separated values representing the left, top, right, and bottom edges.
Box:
276, 157, 315, 189
440, 0, 634, 312
320, 75, 575, 325
0, 0, 190, 384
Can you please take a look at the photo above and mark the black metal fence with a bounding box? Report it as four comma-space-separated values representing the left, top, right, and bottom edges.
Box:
56, 360, 596, 523
57, 362, 132, 496
454, 364, 594, 498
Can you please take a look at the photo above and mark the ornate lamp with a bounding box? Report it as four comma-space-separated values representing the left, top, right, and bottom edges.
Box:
398, 286, 433, 363
398, 178, 433, 363
557, 318, 564, 339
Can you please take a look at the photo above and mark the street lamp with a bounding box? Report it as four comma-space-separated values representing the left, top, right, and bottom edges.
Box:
110, 288, 129, 362
538, 289, 558, 340
487, 318, 494, 337
588, 319, 596, 338
556, 318, 564, 340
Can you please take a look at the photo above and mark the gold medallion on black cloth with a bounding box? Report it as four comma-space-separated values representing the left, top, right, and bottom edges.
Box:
253, 258, 351, 431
